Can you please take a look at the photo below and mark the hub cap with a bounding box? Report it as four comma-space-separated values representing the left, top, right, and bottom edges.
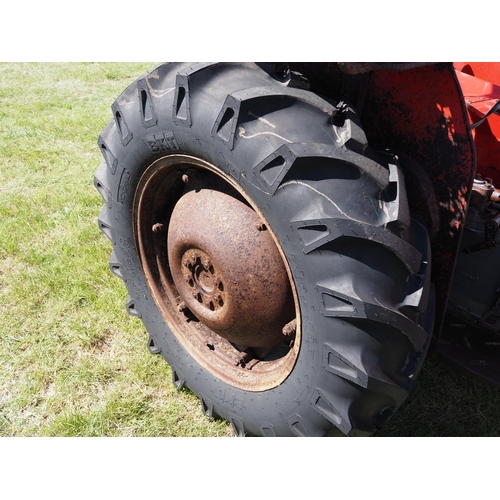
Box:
168, 185, 294, 349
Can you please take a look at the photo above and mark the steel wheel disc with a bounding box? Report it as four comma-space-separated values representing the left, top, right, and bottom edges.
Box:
133, 154, 301, 391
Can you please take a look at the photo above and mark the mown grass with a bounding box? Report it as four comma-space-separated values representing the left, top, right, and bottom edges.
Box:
0, 63, 233, 437
1, 63, 499, 437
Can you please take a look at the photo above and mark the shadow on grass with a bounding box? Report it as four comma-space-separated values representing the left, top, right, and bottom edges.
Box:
374, 356, 500, 437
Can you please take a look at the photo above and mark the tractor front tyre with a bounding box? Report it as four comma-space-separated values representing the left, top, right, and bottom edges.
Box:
95, 62, 434, 436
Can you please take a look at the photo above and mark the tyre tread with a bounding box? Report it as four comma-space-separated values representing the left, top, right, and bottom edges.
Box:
95, 61, 435, 437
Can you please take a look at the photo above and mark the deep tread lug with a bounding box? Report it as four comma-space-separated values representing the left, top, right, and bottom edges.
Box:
292, 217, 422, 274
112, 101, 133, 146
398, 216, 432, 314
125, 297, 141, 318
98, 136, 118, 174
97, 206, 115, 244
252, 144, 297, 194
287, 415, 312, 437
322, 342, 369, 388
211, 94, 240, 150
310, 387, 351, 435
384, 162, 411, 231
254, 143, 389, 195
258, 422, 277, 437
94, 161, 112, 206
316, 285, 427, 350
199, 394, 219, 419
172, 63, 217, 126
172, 369, 185, 390
230, 416, 246, 437
109, 251, 124, 280
230, 85, 337, 119
147, 336, 161, 354
137, 78, 157, 128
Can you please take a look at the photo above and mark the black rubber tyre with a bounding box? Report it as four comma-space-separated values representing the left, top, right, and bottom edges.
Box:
95, 62, 435, 436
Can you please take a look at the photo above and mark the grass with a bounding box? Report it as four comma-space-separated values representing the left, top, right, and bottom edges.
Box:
375, 355, 500, 436
0, 63, 233, 437
1, 62, 499, 437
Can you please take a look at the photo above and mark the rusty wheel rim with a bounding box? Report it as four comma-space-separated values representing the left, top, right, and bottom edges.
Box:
133, 154, 301, 392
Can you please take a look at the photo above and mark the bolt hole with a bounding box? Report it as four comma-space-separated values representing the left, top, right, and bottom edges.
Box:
218, 282, 224, 291
209, 265, 214, 274
188, 279, 194, 287
206, 343, 215, 351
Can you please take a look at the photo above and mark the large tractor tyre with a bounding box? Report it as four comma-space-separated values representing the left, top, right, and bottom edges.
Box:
95, 62, 434, 437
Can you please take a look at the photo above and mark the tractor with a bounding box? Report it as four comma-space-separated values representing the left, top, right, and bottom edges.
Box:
94, 62, 500, 436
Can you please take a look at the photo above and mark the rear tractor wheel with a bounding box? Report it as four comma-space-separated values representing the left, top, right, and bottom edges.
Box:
95, 62, 435, 436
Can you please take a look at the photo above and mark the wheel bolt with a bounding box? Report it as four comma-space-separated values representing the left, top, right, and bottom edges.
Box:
282, 318, 297, 337
152, 223, 165, 233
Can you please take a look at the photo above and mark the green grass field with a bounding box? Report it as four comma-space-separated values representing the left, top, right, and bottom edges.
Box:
1, 62, 500, 437
0, 63, 233, 437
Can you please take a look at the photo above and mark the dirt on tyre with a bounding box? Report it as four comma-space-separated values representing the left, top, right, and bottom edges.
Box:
95, 62, 435, 436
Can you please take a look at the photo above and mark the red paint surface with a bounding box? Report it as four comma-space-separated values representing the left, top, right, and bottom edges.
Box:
455, 63, 500, 186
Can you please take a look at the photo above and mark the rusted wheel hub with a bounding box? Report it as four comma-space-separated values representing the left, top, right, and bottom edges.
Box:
168, 184, 294, 349
133, 155, 300, 391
